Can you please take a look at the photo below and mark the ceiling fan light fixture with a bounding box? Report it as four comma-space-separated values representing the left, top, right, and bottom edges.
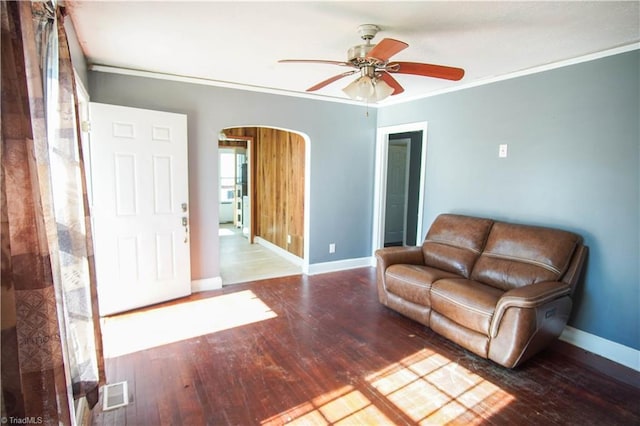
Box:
343, 75, 373, 100
342, 75, 393, 103
373, 78, 394, 101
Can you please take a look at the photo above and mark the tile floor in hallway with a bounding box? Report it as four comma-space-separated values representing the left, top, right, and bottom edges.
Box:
219, 223, 302, 285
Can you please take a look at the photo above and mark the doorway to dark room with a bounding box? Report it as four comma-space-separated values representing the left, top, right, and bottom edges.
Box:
384, 131, 423, 247
373, 122, 428, 253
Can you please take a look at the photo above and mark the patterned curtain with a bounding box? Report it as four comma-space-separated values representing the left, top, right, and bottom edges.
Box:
52, 2, 104, 406
1, 1, 102, 423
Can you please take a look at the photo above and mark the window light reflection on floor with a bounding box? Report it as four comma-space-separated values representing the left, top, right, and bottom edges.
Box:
261, 384, 394, 425
262, 348, 514, 425
366, 349, 515, 424
101, 290, 277, 358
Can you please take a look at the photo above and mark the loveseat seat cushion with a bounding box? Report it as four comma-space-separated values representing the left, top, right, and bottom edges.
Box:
422, 214, 494, 278
471, 222, 581, 291
385, 264, 460, 307
430, 278, 504, 334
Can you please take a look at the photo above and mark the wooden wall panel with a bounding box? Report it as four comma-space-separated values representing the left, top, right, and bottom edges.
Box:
223, 127, 304, 258
257, 128, 276, 246
287, 132, 305, 257
255, 128, 305, 258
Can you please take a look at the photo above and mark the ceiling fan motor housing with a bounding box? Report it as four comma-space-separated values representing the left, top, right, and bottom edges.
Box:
348, 44, 374, 62
349, 24, 384, 65
357, 24, 380, 40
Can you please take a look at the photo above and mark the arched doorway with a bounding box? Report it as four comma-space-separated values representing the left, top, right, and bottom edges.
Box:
218, 126, 310, 284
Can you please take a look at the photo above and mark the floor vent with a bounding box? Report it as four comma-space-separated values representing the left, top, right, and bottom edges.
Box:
102, 381, 129, 411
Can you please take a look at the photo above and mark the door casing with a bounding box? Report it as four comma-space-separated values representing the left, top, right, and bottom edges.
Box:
372, 122, 428, 255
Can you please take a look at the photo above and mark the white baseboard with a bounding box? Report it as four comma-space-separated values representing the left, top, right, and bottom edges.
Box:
560, 325, 640, 372
306, 256, 374, 275
191, 277, 222, 292
255, 236, 304, 266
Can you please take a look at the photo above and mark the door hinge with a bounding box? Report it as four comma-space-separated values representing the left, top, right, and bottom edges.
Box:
81, 120, 91, 132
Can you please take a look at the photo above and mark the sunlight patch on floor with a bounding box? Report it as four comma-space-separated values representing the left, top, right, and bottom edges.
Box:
101, 290, 277, 357
262, 348, 515, 425
261, 385, 393, 426
365, 349, 515, 424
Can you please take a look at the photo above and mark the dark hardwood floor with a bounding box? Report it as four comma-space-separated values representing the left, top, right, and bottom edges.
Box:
91, 268, 639, 425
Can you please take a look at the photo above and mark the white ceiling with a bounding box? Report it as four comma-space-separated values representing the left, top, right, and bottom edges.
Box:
66, 1, 640, 104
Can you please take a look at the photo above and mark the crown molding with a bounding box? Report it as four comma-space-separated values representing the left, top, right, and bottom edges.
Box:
381, 43, 640, 106
89, 64, 366, 107
90, 42, 639, 108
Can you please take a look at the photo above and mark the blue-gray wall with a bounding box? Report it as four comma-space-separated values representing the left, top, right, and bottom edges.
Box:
379, 50, 640, 350
89, 72, 378, 279
89, 50, 639, 352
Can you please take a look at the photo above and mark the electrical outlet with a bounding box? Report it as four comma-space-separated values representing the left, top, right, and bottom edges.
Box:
499, 144, 508, 158
287, 234, 292, 244
329, 243, 336, 254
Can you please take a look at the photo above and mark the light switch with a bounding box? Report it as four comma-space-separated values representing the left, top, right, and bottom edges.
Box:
499, 144, 508, 158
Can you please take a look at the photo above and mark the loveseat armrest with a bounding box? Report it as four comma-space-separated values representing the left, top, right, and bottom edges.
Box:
375, 246, 425, 270
375, 247, 425, 305
490, 281, 571, 338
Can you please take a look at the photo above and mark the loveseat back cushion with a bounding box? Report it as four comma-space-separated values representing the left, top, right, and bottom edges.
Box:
471, 222, 581, 291
422, 214, 494, 278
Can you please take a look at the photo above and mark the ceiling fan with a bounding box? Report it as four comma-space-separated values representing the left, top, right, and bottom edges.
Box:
279, 24, 465, 102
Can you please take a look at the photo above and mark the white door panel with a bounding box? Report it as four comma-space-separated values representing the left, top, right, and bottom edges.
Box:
90, 103, 190, 316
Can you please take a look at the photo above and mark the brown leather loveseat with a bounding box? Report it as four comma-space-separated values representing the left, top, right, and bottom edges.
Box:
375, 213, 587, 368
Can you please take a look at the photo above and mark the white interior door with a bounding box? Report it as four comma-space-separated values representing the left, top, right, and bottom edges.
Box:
89, 103, 191, 316
384, 140, 410, 246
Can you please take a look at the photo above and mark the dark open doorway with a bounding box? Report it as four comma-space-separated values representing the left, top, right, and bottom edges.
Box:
385, 131, 423, 246
373, 122, 428, 253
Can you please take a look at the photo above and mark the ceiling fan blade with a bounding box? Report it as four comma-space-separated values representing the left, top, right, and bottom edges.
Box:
279, 59, 352, 67
367, 38, 408, 61
306, 71, 356, 92
389, 61, 465, 81
378, 72, 404, 95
